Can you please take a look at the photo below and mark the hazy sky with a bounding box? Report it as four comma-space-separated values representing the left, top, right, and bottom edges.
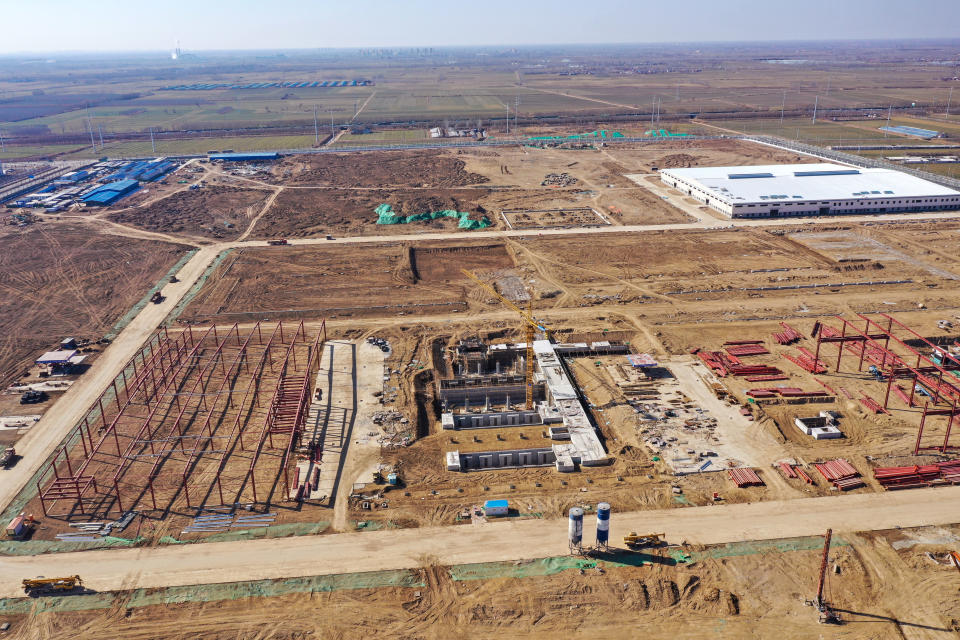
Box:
2, 0, 959, 53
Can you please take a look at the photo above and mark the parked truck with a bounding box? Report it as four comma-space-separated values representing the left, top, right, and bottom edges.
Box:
0, 447, 15, 468
268, 238, 289, 246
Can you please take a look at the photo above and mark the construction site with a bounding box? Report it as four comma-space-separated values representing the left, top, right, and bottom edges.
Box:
5, 133, 960, 638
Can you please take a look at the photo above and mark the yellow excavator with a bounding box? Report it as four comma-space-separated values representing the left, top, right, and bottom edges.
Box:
22, 575, 83, 595
623, 532, 665, 549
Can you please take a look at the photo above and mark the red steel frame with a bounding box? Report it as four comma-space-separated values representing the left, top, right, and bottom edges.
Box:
814, 313, 960, 455
36, 320, 327, 517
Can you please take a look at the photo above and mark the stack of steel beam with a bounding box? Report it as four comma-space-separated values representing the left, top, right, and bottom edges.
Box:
728, 468, 764, 487
725, 344, 770, 356
814, 459, 864, 490
859, 395, 888, 414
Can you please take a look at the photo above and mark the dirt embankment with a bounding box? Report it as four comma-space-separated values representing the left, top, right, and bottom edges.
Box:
266, 150, 490, 188
108, 186, 271, 240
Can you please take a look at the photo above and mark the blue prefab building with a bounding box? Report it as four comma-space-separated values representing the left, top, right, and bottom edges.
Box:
483, 499, 509, 517
82, 179, 139, 206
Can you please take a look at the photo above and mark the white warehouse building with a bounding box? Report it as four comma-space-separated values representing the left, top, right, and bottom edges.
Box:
660, 163, 960, 218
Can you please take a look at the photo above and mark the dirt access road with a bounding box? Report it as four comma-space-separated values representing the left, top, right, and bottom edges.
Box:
3, 484, 960, 598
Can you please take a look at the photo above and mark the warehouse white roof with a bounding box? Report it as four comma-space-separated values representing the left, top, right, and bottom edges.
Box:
662, 163, 960, 204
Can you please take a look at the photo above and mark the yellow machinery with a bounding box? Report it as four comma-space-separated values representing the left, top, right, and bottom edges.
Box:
623, 532, 665, 548
22, 575, 83, 594
460, 269, 552, 410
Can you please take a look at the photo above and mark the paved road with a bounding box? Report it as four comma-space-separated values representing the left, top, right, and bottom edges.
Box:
2, 484, 959, 598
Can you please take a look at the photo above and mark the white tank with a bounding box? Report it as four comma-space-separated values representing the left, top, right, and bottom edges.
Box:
568, 507, 584, 549
596, 502, 611, 546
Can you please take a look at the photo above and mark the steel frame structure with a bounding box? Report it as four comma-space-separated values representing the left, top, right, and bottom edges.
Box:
36, 320, 327, 517
814, 313, 960, 454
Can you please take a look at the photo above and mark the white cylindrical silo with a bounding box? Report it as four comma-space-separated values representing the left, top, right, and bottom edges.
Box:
568, 507, 584, 551
596, 502, 611, 547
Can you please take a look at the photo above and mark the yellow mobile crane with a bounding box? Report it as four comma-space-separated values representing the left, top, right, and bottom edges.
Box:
461, 269, 551, 410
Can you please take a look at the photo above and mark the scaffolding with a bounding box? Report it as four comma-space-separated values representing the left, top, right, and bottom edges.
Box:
37, 320, 326, 517
813, 313, 960, 455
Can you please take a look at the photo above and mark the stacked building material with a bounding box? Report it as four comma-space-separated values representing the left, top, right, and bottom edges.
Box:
859, 394, 888, 414
795, 467, 813, 484
723, 340, 765, 346
747, 387, 828, 399
873, 462, 954, 489
782, 351, 827, 374
745, 374, 789, 382
839, 387, 854, 399
698, 350, 782, 378
813, 458, 864, 490
779, 462, 797, 478
725, 344, 770, 356
729, 468, 764, 487
773, 323, 803, 345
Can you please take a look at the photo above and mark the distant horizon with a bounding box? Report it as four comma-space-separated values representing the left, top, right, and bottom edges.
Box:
2, 37, 959, 58
2, 0, 959, 55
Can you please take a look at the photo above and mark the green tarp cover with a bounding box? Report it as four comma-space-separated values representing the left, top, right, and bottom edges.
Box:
375, 203, 491, 230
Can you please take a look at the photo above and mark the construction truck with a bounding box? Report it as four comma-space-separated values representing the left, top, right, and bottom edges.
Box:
623, 532, 665, 549
0, 447, 15, 468
267, 238, 289, 246
22, 575, 83, 595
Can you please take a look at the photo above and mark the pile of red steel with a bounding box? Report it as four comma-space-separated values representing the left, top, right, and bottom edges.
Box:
698, 350, 782, 378
745, 374, 789, 382
859, 394, 889, 414
778, 462, 814, 483
873, 459, 960, 489
746, 387, 829, 399
781, 346, 828, 374
813, 458, 864, 490
729, 467, 764, 487
772, 322, 803, 345
725, 344, 770, 356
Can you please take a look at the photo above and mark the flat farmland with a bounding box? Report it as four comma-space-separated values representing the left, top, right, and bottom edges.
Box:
0, 224, 191, 386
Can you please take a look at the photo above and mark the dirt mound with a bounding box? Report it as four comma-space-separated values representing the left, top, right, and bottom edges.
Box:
658, 153, 701, 168
251, 188, 487, 238
270, 150, 489, 188
109, 186, 270, 240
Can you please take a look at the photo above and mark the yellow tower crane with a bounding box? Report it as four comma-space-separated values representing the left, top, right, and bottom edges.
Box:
461, 269, 552, 410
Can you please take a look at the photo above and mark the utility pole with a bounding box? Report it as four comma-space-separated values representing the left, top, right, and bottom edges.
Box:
505, 104, 510, 135
87, 119, 96, 152
812, 95, 819, 124
885, 105, 892, 136
314, 105, 319, 145
0, 129, 5, 153
947, 87, 954, 117
780, 90, 786, 128
515, 96, 520, 133
98, 125, 104, 150
150, 127, 156, 154
330, 110, 335, 139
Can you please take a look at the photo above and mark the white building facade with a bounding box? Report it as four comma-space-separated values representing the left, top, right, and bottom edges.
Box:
660, 163, 960, 218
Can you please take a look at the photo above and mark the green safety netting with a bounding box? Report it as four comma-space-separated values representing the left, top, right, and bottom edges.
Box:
375, 203, 491, 230
527, 129, 626, 142
644, 129, 691, 138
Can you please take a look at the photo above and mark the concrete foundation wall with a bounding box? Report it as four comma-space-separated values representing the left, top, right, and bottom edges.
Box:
444, 410, 542, 430
457, 447, 556, 471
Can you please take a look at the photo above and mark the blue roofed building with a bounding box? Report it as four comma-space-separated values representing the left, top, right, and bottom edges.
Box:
82, 179, 139, 206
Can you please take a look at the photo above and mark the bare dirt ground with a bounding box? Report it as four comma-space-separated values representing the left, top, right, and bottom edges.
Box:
263, 150, 490, 188
249, 187, 491, 238
0, 224, 191, 388
7, 523, 960, 639
107, 185, 272, 241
